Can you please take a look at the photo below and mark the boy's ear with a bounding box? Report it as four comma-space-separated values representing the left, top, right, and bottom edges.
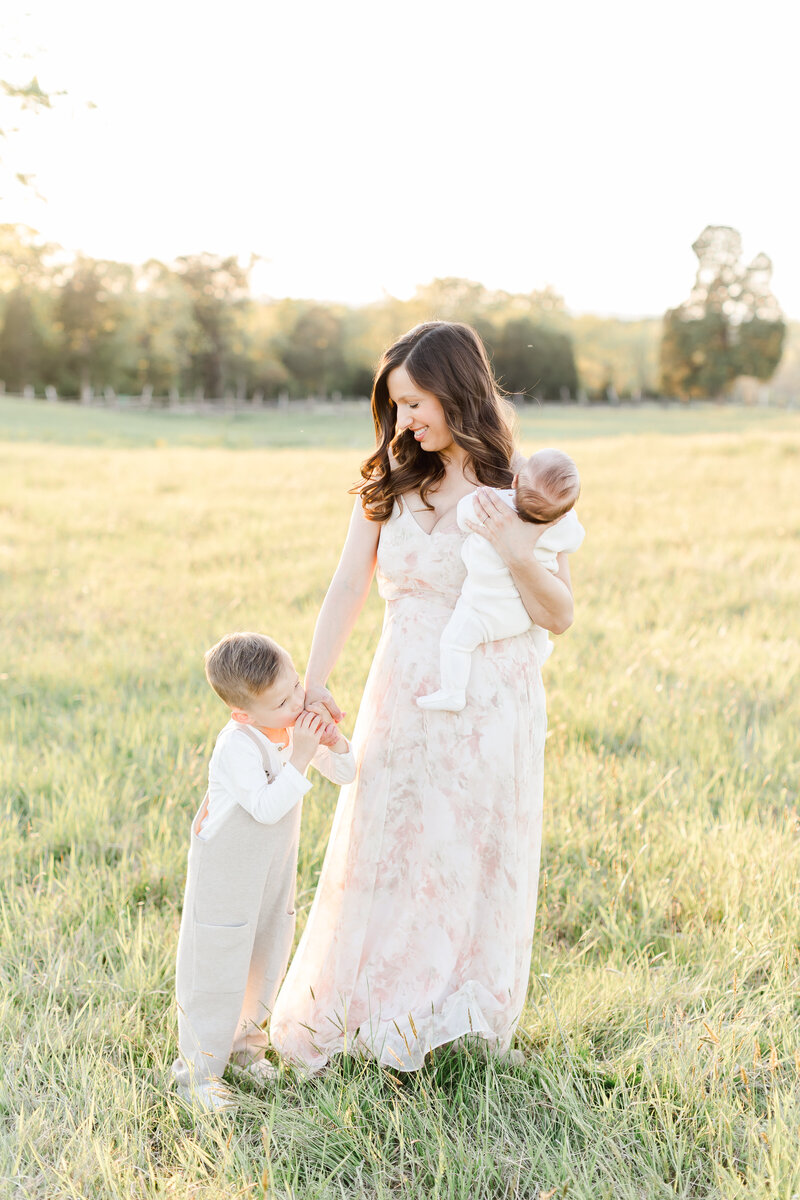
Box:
230, 709, 253, 726
512, 473, 519, 487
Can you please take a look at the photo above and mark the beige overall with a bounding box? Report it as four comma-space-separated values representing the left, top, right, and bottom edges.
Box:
172, 728, 301, 1091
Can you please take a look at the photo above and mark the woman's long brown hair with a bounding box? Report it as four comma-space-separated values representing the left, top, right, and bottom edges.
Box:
354, 321, 517, 522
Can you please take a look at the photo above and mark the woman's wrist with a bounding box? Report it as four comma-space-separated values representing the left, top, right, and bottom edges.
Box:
504, 532, 541, 572
304, 681, 344, 723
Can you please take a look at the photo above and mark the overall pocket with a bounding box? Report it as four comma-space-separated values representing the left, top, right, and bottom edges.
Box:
192, 922, 252, 994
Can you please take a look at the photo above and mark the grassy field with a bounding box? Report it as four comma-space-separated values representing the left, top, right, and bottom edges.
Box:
2, 393, 800, 448
1, 401, 799, 1198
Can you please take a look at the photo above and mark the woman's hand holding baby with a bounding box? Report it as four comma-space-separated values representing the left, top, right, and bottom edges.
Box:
465, 487, 541, 567
466, 487, 574, 633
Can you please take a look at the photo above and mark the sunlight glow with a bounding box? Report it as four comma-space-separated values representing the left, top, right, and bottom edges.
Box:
3, 0, 798, 317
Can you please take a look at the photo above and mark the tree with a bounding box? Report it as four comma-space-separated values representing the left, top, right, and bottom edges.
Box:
660, 226, 785, 399
486, 316, 579, 399
0, 225, 61, 392
280, 305, 346, 397
409, 277, 490, 327
0, 286, 44, 390
1, 75, 58, 197
54, 257, 137, 396
129, 260, 196, 395
173, 254, 251, 397
0, 222, 57, 290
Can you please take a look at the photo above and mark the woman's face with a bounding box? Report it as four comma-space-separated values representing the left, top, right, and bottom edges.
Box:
387, 364, 453, 454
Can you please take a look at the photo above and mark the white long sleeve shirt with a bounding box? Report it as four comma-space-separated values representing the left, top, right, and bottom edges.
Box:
197, 719, 356, 841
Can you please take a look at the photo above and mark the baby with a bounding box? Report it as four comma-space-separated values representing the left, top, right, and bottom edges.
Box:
172, 631, 355, 1111
417, 448, 585, 712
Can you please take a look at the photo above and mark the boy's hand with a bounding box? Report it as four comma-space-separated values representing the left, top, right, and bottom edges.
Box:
289, 710, 325, 772
319, 720, 347, 751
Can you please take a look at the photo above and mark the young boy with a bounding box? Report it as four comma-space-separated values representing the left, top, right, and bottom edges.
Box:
417, 448, 585, 712
172, 631, 355, 1110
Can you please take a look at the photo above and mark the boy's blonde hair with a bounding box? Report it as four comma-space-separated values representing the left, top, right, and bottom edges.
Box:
204, 631, 286, 709
515, 448, 580, 525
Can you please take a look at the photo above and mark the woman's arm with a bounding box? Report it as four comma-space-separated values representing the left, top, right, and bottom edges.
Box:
466, 487, 574, 634
304, 498, 381, 714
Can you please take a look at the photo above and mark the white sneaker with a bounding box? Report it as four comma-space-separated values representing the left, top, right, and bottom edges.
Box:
416, 690, 466, 712
228, 1057, 280, 1084
176, 1078, 236, 1112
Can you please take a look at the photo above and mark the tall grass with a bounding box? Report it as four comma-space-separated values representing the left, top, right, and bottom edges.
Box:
1, 409, 799, 1197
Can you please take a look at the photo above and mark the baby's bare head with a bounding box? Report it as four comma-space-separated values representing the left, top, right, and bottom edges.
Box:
514, 449, 580, 525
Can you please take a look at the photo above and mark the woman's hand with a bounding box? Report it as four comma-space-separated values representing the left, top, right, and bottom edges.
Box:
304, 683, 345, 725
465, 487, 574, 634
464, 487, 542, 567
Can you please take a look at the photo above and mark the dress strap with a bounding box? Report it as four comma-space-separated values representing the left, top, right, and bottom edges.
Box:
239, 726, 276, 783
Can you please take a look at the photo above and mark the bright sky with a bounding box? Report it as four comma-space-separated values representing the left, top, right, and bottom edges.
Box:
3, 0, 798, 318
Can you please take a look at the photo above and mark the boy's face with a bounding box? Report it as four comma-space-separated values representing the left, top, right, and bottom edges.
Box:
232, 657, 306, 730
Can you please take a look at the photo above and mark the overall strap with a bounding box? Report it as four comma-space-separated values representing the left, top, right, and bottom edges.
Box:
239, 725, 277, 783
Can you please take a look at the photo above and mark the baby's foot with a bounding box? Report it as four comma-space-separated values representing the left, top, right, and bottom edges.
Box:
416, 690, 466, 712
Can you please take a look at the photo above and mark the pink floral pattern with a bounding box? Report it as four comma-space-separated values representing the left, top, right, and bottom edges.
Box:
270, 500, 547, 1071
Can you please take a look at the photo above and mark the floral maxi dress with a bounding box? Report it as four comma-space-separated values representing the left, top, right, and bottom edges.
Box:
270, 498, 548, 1071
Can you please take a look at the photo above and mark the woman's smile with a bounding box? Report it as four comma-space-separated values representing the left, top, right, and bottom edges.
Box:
387, 365, 452, 451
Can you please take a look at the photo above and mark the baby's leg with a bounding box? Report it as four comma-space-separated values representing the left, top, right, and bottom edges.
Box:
417, 603, 489, 711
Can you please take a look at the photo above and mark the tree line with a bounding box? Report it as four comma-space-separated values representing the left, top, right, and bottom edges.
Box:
0, 228, 579, 402
0, 224, 789, 404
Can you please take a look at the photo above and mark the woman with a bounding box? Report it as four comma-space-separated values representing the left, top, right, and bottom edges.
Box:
270, 321, 575, 1071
